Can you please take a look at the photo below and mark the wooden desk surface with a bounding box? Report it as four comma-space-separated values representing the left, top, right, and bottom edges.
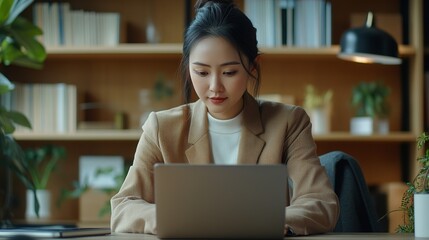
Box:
0, 232, 415, 240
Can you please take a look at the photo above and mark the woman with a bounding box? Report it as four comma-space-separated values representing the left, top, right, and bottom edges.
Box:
111, 0, 339, 236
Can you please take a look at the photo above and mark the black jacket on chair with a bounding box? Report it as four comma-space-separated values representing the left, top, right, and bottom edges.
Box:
319, 151, 380, 232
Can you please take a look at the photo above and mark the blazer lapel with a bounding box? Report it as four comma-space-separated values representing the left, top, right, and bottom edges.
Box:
185, 93, 265, 165
185, 100, 213, 164
237, 93, 265, 164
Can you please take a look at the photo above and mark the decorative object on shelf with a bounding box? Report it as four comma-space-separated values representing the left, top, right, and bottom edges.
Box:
396, 132, 429, 237
350, 81, 390, 135
78, 102, 125, 130
338, 11, 401, 65
23, 144, 66, 220
303, 85, 333, 134
0, 0, 46, 226
146, 20, 160, 44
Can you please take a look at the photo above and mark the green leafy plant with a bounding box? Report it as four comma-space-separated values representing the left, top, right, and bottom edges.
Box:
351, 81, 390, 118
303, 84, 333, 110
396, 132, 429, 233
0, 0, 46, 223
23, 145, 66, 190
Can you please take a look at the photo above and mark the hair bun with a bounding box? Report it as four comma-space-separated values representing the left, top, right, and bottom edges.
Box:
194, 0, 234, 10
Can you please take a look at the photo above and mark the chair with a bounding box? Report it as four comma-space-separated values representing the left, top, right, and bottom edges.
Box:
319, 151, 380, 232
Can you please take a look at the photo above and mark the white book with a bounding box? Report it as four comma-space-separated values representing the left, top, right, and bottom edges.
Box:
88, 11, 97, 45
50, 2, 59, 46
325, 1, 331, 46
32, 3, 44, 43
31, 83, 42, 132
41, 3, 50, 46
103, 12, 120, 46
67, 84, 77, 132
40, 84, 52, 132
62, 2, 72, 46
16, 83, 33, 133
56, 83, 68, 133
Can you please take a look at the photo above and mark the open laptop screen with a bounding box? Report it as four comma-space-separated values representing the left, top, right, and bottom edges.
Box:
155, 164, 287, 239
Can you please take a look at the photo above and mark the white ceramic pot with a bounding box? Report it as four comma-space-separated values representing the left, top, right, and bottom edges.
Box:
26, 189, 51, 220
414, 193, 429, 238
350, 117, 373, 135
308, 107, 331, 134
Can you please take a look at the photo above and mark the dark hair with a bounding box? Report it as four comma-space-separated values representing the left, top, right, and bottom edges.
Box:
180, 0, 260, 103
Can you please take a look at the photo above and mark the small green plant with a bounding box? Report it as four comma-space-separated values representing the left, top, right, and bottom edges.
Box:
396, 132, 429, 233
23, 145, 67, 190
351, 81, 390, 118
303, 85, 333, 110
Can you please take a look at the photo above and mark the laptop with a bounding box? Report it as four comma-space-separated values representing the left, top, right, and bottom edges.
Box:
154, 164, 287, 239
0, 227, 111, 238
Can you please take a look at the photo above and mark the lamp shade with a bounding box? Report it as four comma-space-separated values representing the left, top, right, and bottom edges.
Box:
338, 12, 401, 65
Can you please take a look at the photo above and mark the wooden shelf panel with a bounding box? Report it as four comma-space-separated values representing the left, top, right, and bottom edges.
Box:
46, 44, 183, 59
313, 132, 417, 142
14, 129, 142, 141
45, 44, 415, 59
14, 130, 416, 142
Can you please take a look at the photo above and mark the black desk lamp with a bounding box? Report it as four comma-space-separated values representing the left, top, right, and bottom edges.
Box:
338, 12, 402, 65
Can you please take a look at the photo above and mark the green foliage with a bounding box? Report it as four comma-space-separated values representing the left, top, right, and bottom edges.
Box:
0, 0, 46, 69
23, 145, 67, 189
351, 81, 390, 118
397, 132, 429, 233
303, 84, 333, 110
0, 0, 46, 220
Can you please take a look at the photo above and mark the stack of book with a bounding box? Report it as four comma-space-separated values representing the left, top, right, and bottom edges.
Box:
1, 83, 77, 133
244, 0, 331, 47
33, 2, 122, 47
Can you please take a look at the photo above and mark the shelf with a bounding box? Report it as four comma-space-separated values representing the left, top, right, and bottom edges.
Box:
45, 44, 415, 59
14, 130, 416, 142
14, 129, 142, 141
46, 44, 183, 59
313, 132, 417, 142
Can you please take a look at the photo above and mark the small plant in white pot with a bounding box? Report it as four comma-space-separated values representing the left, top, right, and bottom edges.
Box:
303, 85, 333, 134
397, 132, 429, 237
22, 145, 66, 220
350, 81, 390, 135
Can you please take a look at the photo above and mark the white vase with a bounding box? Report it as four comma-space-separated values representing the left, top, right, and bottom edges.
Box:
26, 189, 51, 220
350, 117, 374, 135
414, 193, 429, 238
308, 107, 331, 134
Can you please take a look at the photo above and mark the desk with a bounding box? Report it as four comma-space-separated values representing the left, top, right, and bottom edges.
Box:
0, 233, 416, 240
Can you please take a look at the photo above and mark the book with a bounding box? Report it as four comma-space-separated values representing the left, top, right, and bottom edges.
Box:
0, 227, 110, 238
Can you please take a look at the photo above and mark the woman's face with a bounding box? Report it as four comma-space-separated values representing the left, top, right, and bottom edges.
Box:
189, 37, 251, 120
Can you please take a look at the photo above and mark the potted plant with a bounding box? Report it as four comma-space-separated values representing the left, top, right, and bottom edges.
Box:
350, 81, 390, 135
22, 145, 66, 220
0, 0, 46, 225
303, 84, 333, 134
397, 132, 429, 237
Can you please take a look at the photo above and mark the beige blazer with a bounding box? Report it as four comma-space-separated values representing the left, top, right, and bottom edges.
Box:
111, 93, 339, 235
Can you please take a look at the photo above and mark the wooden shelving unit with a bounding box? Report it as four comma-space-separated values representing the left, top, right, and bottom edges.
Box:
7, 0, 423, 224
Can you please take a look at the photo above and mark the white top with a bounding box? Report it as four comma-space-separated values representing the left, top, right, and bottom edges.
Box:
208, 112, 243, 165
